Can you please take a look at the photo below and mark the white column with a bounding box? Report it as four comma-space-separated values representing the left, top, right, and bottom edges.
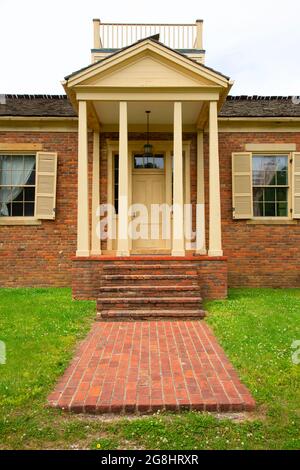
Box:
172, 102, 185, 256
117, 101, 130, 256
91, 131, 101, 255
196, 130, 207, 254
76, 100, 90, 257
208, 101, 223, 257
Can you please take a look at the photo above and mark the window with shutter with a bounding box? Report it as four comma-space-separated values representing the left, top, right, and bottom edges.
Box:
35, 152, 57, 220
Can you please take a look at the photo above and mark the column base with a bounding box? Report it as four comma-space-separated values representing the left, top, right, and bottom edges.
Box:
76, 250, 90, 257
90, 250, 102, 256
116, 250, 130, 257
196, 248, 207, 255
208, 249, 223, 257
171, 250, 186, 257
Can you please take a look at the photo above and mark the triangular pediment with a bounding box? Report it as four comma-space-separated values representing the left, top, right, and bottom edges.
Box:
83, 54, 215, 88
66, 39, 230, 90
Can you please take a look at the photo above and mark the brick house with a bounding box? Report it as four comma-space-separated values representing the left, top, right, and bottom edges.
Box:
1, 20, 299, 319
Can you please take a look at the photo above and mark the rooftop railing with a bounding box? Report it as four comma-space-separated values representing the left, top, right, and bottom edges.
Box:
93, 20, 204, 50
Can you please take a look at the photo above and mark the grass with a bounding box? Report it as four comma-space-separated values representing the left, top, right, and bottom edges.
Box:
0, 287, 299, 450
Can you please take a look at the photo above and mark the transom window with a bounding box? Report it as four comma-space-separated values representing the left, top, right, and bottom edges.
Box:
0, 154, 36, 217
134, 154, 164, 169
252, 154, 289, 217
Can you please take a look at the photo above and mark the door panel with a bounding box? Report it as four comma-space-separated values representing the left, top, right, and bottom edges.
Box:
132, 172, 166, 250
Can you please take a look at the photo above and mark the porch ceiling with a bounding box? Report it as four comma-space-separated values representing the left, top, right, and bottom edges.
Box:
93, 101, 202, 128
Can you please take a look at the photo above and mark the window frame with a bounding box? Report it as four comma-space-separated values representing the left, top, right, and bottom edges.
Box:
251, 152, 292, 221
0, 152, 37, 223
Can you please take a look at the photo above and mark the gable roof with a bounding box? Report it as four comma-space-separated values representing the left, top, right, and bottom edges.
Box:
1, 95, 300, 118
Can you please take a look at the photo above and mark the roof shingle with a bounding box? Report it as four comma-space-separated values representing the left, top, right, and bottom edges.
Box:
0, 94, 76, 117
1, 94, 300, 118
220, 95, 300, 118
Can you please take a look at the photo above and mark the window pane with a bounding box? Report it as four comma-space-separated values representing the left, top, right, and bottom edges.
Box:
264, 203, 276, 216
24, 187, 35, 202
252, 157, 265, 171
264, 157, 277, 171
253, 202, 264, 216
253, 170, 264, 185
276, 156, 288, 171
11, 202, 23, 216
276, 170, 287, 185
13, 189, 24, 202
276, 188, 287, 202
24, 168, 35, 186
24, 202, 34, 216
264, 187, 275, 201
253, 187, 264, 202
154, 155, 164, 169
277, 202, 288, 217
0, 170, 12, 185
264, 171, 276, 185
144, 156, 154, 168
135, 156, 144, 168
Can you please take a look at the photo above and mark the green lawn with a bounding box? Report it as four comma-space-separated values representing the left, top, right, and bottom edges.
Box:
0, 287, 299, 450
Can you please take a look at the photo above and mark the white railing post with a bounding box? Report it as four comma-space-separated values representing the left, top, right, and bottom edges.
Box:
196, 19, 203, 49
93, 19, 101, 49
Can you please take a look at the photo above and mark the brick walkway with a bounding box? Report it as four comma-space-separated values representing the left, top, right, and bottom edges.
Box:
48, 321, 255, 413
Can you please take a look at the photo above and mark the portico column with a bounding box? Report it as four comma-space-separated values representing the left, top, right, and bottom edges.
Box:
208, 101, 223, 257
76, 100, 90, 257
196, 130, 207, 254
117, 101, 130, 256
91, 131, 101, 255
172, 102, 185, 256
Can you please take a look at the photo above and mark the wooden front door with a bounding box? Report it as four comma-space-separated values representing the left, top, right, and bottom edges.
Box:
131, 153, 166, 252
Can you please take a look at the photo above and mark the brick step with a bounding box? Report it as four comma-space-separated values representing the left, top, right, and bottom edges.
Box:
97, 309, 206, 320
99, 285, 200, 298
97, 296, 203, 311
102, 264, 198, 275
102, 274, 199, 286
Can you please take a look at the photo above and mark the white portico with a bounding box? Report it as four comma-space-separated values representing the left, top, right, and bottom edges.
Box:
63, 21, 232, 258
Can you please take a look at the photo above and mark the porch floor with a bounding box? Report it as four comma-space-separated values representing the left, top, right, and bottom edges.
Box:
48, 320, 255, 414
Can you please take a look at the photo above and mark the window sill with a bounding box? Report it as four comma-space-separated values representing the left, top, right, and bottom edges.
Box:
0, 218, 42, 226
246, 219, 297, 225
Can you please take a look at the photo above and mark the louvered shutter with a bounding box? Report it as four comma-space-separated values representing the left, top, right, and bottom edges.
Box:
35, 152, 57, 219
232, 152, 253, 219
292, 152, 300, 219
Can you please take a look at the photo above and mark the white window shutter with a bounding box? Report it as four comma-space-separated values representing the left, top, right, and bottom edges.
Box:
292, 152, 300, 219
35, 152, 57, 220
232, 152, 253, 219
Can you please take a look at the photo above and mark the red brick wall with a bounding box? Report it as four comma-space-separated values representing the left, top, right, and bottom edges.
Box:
213, 132, 300, 287
0, 131, 80, 287
1, 129, 299, 290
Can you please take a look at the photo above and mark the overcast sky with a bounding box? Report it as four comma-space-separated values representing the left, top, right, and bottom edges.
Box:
0, 0, 299, 96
